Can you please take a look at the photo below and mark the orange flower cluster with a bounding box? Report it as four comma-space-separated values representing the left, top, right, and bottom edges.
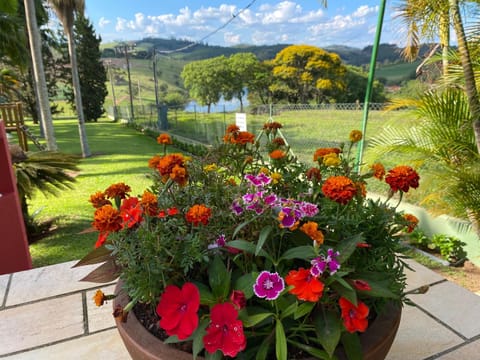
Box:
322, 176, 357, 205
300, 221, 324, 245
185, 204, 212, 226
403, 213, 419, 233
269, 149, 286, 160
223, 125, 255, 145
104, 182, 131, 199
157, 133, 172, 145
385, 165, 420, 193
140, 190, 158, 216
313, 147, 341, 162
148, 155, 162, 169
156, 153, 188, 186
349, 130, 363, 143
371, 163, 386, 180
271, 137, 286, 146
92, 205, 123, 233
89, 191, 112, 208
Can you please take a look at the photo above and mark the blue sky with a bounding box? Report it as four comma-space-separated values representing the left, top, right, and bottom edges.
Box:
83, 1, 407, 48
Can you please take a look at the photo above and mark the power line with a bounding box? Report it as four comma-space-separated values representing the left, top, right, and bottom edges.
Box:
157, 0, 257, 54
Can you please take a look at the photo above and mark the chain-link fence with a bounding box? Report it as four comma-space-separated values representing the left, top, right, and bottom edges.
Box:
106, 103, 406, 164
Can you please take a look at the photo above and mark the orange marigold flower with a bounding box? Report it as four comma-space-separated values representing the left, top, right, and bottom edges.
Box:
385, 165, 420, 193
349, 130, 363, 143
170, 164, 188, 186
89, 191, 111, 208
226, 124, 240, 133
403, 213, 419, 233
285, 268, 325, 302
185, 204, 212, 226
356, 181, 367, 198
93, 289, 106, 307
235, 131, 255, 145
141, 191, 158, 216
322, 176, 357, 205
300, 221, 324, 245
313, 147, 341, 162
104, 182, 131, 200
157, 133, 172, 145
92, 205, 123, 233
148, 155, 163, 169
371, 163, 386, 180
306, 167, 322, 181
263, 121, 283, 130
269, 149, 286, 160
157, 154, 188, 185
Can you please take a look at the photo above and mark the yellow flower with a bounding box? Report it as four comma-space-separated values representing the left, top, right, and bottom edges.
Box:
259, 167, 270, 175
323, 153, 341, 167
349, 130, 362, 143
271, 172, 282, 184
203, 163, 218, 172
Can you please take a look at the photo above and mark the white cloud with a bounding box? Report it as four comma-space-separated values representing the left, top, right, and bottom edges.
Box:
224, 32, 241, 45
262, 1, 302, 24
98, 17, 110, 28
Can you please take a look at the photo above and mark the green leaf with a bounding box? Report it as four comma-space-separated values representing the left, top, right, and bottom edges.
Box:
72, 245, 113, 267
280, 301, 297, 319
314, 308, 342, 358
232, 217, 256, 239
336, 234, 364, 263
234, 273, 256, 299
205, 350, 223, 360
208, 256, 231, 299
287, 339, 332, 360
194, 282, 216, 305
275, 320, 288, 360
243, 312, 274, 327
352, 273, 400, 299
256, 225, 273, 255
192, 319, 209, 359
279, 245, 315, 261
294, 301, 315, 320
227, 240, 272, 260
330, 278, 357, 306
341, 332, 363, 360
256, 335, 273, 360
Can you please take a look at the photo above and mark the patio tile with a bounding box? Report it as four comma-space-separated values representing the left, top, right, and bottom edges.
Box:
2, 328, 130, 360
0, 273, 9, 306
386, 305, 463, 360
0, 293, 84, 356
403, 258, 445, 293
436, 339, 480, 359
412, 281, 480, 339
6, 260, 111, 306
86, 285, 117, 333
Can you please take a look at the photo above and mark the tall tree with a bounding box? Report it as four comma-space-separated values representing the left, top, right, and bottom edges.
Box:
64, 15, 107, 122
48, 0, 90, 157
0, 0, 27, 67
224, 53, 259, 112
23, 0, 57, 150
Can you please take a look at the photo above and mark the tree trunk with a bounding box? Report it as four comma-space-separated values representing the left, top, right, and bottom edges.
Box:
23, 0, 57, 150
449, 0, 480, 154
66, 27, 91, 158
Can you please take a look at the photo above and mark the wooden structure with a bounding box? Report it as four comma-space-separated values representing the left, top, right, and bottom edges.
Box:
0, 102, 28, 151
0, 120, 32, 274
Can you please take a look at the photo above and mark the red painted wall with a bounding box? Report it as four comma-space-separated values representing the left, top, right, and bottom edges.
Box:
0, 121, 32, 274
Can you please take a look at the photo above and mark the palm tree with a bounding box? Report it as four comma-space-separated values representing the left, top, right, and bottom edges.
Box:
48, 0, 91, 157
23, 0, 58, 150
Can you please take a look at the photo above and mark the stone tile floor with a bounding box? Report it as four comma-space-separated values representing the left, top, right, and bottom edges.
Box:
1, 259, 479, 359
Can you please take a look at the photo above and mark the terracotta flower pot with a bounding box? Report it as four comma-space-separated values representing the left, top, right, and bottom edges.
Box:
113, 281, 401, 360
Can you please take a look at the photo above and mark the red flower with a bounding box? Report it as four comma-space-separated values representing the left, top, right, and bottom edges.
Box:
352, 279, 372, 291
285, 268, 325, 302
385, 165, 420, 193
230, 290, 246, 310
203, 302, 246, 357
339, 297, 369, 333
167, 207, 179, 216
156, 283, 200, 340
95, 231, 109, 248
120, 197, 143, 228
403, 213, 419, 233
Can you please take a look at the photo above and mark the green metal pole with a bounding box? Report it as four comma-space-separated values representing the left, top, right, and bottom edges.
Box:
355, 0, 387, 171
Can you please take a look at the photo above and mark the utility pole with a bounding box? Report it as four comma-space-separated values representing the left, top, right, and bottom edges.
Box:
104, 60, 118, 121
153, 48, 160, 109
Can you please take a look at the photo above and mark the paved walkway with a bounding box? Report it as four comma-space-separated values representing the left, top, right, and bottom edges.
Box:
1, 259, 480, 359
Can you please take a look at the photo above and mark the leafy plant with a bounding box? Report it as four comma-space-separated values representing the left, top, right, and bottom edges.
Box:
430, 234, 467, 265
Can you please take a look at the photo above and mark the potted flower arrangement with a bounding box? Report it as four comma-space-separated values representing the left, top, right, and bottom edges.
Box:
79, 123, 420, 360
